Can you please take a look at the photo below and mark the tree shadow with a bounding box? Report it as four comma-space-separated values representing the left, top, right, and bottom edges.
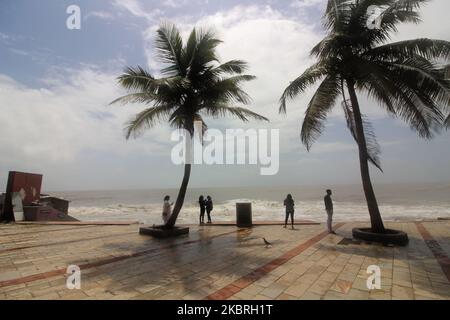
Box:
83, 226, 302, 298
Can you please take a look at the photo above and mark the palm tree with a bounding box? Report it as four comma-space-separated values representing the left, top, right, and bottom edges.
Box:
112, 23, 268, 229
280, 0, 450, 234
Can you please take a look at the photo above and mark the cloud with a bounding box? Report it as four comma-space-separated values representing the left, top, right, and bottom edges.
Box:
8, 48, 29, 56
84, 11, 115, 21
162, 0, 188, 8
2, 0, 449, 190
112, 0, 163, 22
290, 0, 326, 10
0, 67, 172, 170
0, 32, 10, 41
144, 5, 320, 125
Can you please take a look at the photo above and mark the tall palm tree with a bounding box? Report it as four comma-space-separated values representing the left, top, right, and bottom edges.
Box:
112, 23, 268, 228
280, 0, 450, 234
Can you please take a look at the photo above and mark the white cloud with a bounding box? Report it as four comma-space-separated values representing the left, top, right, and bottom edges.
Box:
139, 3, 401, 157
140, 5, 324, 156
112, 0, 163, 21
2, 0, 449, 190
0, 68, 172, 170
84, 11, 115, 21
162, 0, 188, 8
9, 48, 29, 56
290, 0, 326, 10
0, 32, 10, 41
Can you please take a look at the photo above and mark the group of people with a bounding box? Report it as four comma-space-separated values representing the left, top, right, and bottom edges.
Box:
198, 195, 213, 224
161, 195, 214, 225
162, 189, 335, 233
283, 189, 335, 233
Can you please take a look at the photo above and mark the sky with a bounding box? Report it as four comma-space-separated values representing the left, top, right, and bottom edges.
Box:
0, 0, 449, 191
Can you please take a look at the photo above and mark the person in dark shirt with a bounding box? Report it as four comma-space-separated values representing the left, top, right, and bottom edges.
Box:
283, 194, 295, 229
205, 196, 213, 223
199, 195, 206, 224
324, 189, 335, 234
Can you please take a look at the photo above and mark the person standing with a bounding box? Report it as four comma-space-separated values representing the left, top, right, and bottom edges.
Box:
283, 194, 295, 229
324, 189, 335, 234
199, 195, 206, 224
162, 195, 173, 224
205, 196, 213, 223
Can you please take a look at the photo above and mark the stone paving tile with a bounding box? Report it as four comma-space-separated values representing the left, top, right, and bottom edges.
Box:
0, 221, 449, 300
323, 290, 348, 300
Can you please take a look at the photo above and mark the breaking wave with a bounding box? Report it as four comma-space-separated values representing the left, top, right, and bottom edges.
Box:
69, 199, 450, 225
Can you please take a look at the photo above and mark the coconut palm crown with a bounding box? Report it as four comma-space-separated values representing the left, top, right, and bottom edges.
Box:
112, 23, 268, 228
280, 0, 450, 233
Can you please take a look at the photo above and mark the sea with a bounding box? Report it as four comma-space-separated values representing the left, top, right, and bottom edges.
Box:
50, 183, 450, 225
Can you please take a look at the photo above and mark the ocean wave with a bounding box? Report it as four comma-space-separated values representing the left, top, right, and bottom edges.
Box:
69, 199, 450, 224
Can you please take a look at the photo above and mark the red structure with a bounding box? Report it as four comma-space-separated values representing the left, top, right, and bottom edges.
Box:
2, 171, 42, 221
1, 171, 76, 222
7, 171, 42, 204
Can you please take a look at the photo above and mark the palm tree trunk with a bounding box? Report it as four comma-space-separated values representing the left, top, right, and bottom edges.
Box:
165, 163, 191, 228
347, 79, 386, 233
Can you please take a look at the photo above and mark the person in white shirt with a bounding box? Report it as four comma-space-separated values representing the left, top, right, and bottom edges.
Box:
162, 195, 173, 224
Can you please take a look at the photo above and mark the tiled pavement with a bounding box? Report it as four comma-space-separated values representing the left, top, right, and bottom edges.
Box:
0, 221, 449, 300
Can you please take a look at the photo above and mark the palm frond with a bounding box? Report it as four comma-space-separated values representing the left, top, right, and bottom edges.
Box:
361, 60, 444, 138
279, 62, 329, 113
204, 75, 256, 105
350, 48, 448, 137
114, 66, 186, 95
116, 66, 155, 92
186, 27, 222, 79
155, 22, 185, 76
114, 23, 265, 140
211, 60, 248, 75
367, 39, 450, 61
378, 0, 428, 30
301, 75, 341, 150
342, 100, 383, 171
110, 93, 158, 106
168, 107, 194, 133
324, 0, 353, 31
125, 105, 174, 139
204, 104, 269, 122
391, 58, 450, 107
310, 34, 348, 59
182, 28, 198, 70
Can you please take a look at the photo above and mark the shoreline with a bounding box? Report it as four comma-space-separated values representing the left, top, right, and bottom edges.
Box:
2, 216, 449, 226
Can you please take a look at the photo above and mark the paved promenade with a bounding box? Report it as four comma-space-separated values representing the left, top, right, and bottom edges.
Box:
0, 220, 449, 300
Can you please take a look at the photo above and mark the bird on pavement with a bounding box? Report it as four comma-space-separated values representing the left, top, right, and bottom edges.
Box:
263, 238, 272, 248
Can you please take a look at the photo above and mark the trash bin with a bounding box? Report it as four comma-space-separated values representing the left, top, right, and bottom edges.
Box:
236, 202, 252, 227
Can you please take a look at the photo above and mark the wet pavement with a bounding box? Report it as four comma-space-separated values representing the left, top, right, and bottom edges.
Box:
0, 221, 449, 300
